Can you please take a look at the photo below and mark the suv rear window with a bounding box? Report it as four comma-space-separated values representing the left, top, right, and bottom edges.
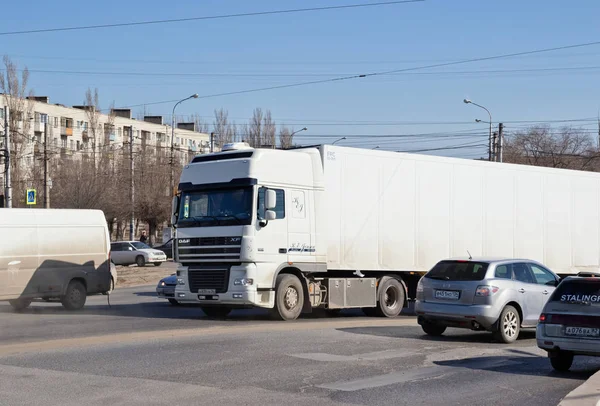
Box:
550, 280, 600, 305
425, 261, 489, 281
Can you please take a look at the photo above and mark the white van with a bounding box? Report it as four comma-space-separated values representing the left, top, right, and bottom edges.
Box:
0, 208, 112, 311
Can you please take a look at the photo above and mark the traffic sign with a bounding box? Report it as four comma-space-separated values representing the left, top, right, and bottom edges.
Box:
26, 189, 36, 205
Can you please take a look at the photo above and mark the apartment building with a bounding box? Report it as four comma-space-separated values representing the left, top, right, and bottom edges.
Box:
0, 95, 210, 167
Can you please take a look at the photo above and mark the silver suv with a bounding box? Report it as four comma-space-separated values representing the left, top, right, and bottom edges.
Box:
415, 258, 560, 343
537, 272, 600, 371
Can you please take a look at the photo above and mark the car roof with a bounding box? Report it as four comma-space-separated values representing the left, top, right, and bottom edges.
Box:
442, 257, 541, 264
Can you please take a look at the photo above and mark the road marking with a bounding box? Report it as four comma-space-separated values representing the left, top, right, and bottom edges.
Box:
318, 358, 523, 391
290, 349, 414, 362
0, 318, 417, 357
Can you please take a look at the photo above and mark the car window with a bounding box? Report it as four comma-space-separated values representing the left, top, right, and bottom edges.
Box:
530, 264, 556, 286
512, 262, 536, 284
425, 261, 489, 281
550, 280, 600, 306
110, 243, 120, 252
495, 265, 512, 279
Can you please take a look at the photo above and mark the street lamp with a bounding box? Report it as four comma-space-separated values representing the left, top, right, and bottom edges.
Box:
372, 146, 380, 150
464, 99, 493, 161
290, 127, 308, 137
332, 137, 346, 145
170, 93, 199, 195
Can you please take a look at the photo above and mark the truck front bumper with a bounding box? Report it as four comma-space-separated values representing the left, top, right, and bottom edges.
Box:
174, 263, 275, 308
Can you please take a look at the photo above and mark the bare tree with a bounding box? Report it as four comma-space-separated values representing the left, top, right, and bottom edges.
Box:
188, 113, 210, 134
0, 55, 35, 206
263, 110, 276, 148
213, 108, 237, 148
504, 125, 597, 171
279, 125, 294, 149
83, 88, 101, 165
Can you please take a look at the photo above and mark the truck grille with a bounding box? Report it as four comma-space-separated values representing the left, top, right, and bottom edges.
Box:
178, 236, 242, 261
188, 265, 230, 293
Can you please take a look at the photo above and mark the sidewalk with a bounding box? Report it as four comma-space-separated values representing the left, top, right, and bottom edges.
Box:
559, 370, 600, 406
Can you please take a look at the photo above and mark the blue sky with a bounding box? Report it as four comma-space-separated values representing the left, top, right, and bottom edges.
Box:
2, 0, 600, 158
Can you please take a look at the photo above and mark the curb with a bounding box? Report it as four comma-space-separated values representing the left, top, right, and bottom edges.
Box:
559, 369, 600, 406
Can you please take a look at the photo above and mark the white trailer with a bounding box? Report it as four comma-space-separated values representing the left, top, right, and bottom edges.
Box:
171, 143, 600, 320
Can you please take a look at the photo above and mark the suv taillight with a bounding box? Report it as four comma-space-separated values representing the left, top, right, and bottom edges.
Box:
475, 285, 499, 296
539, 313, 547, 323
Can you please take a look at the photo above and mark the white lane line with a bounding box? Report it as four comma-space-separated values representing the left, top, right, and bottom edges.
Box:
290, 349, 415, 362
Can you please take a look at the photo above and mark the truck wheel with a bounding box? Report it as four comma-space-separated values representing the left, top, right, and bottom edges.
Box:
271, 274, 304, 321
9, 298, 32, 311
202, 307, 231, 318
374, 276, 405, 317
492, 305, 520, 344
61, 280, 87, 311
136, 256, 146, 267
421, 321, 447, 336
550, 351, 574, 372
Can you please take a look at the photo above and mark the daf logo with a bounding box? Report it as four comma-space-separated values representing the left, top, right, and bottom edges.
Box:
178, 239, 190, 244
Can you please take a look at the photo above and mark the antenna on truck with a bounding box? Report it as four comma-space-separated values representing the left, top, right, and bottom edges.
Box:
467, 250, 472, 260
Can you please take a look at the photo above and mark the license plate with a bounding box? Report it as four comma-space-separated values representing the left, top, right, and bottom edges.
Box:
198, 289, 216, 294
565, 326, 600, 337
435, 290, 460, 300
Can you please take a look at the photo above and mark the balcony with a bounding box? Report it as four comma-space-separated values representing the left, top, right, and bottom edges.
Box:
61, 126, 73, 136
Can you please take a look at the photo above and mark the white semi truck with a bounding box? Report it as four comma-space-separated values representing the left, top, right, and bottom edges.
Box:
170, 142, 600, 320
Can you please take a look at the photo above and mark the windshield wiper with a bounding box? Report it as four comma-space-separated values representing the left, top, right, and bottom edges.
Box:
216, 214, 245, 224
184, 215, 220, 226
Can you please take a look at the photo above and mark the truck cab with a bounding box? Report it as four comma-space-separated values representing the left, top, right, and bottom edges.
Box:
171, 143, 326, 319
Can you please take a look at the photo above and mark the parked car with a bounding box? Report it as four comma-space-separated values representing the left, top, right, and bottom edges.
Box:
153, 238, 173, 260
415, 257, 560, 343
156, 274, 178, 305
537, 271, 600, 371
110, 241, 167, 267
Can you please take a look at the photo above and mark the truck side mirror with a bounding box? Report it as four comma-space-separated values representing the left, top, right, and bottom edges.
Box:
265, 210, 276, 221
265, 189, 277, 210
171, 195, 179, 226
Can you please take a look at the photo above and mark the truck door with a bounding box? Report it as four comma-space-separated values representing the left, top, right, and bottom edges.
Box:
288, 189, 313, 262
256, 187, 288, 265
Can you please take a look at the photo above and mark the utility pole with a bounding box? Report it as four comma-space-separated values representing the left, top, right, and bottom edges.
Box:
129, 126, 135, 240
4, 106, 12, 208
497, 122, 504, 163
210, 132, 214, 153
43, 116, 50, 208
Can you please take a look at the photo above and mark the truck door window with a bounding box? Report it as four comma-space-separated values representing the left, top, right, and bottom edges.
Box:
257, 188, 285, 219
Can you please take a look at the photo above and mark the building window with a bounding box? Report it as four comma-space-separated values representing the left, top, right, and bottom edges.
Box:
83, 122, 88, 130
76, 140, 80, 150
34, 112, 40, 122
118, 128, 122, 138
54, 117, 58, 127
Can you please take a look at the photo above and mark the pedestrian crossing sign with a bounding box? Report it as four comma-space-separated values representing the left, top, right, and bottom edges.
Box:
26, 189, 36, 205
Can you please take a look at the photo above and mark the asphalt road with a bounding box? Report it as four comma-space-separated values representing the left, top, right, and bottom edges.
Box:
0, 285, 598, 406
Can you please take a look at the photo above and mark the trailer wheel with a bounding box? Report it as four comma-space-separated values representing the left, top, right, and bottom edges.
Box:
61, 280, 87, 311
374, 276, 405, 318
271, 274, 304, 321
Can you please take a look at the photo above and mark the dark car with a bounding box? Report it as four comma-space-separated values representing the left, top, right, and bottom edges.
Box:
153, 238, 173, 259
156, 274, 178, 305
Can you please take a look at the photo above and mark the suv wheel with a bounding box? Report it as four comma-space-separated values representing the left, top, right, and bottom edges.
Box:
421, 321, 447, 336
493, 305, 520, 344
550, 351, 574, 372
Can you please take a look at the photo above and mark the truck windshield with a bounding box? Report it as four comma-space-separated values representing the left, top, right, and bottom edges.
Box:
178, 187, 253, 227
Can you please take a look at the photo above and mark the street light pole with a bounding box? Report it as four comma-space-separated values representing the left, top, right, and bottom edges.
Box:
3, 106, 11, 208
464, 99, 493, 161
332, 136, 346, 145
170, 94, 199, 197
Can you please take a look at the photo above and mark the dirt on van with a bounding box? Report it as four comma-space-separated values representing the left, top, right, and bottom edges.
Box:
114, 262, 177, 288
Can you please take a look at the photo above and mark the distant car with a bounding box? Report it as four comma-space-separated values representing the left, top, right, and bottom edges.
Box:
537, 271, 600, 371
415, 257, 560, 343
156, 274, 178, 305
110, 241, 167, 267
153, 238, 173, 260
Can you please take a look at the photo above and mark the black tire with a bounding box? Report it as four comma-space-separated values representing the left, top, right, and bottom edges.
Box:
202, 307, 231, 318
168, 298, 180, 306
9, 298, 32, 311
136, 256, 146, 267
61, 280, 87, 311
493, 305, 520, 344
550, 351, 574, 372
421, 321, 447, 336
271, 274, 304, 321
153, 262, 162, 267
373, 276, 405, 318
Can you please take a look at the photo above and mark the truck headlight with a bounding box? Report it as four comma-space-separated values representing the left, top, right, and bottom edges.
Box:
177, 278, 186, 285
234, 278, 254, 286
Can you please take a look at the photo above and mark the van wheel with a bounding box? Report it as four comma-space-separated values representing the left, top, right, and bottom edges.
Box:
136, 256, 146, 267
373, 276, 405, 317
9, 299, 32, 311
493, 305, 520, 343
61, 280, 87, 311
271, 274, 304, 321
550, 351, 574, 372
